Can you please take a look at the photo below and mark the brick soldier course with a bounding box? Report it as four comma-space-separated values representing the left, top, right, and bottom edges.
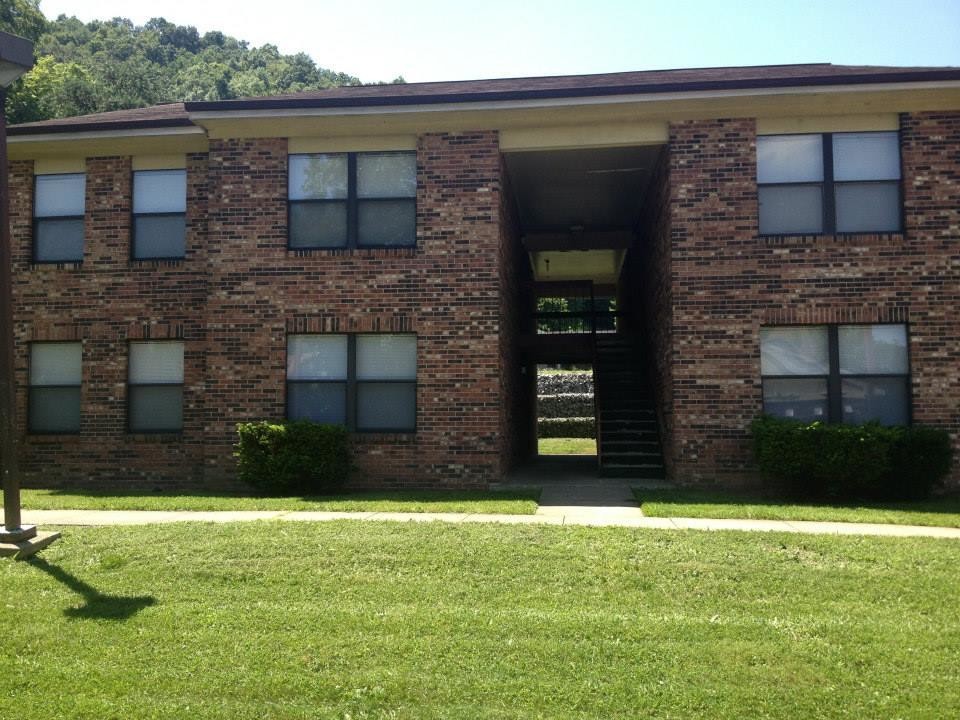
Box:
6, 64, 960, 490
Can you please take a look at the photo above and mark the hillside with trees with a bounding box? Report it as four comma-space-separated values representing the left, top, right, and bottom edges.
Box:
0, 0, 394, 124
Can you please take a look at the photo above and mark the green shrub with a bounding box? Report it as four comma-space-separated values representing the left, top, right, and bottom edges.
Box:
235, 420, 351, 495
886, 425, 955, 500
751, 416, 953, 501
538, 417, 596, 438
537, 393, 594, 419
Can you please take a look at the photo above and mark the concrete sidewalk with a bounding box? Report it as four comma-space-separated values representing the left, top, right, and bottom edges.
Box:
17, 507, 960, 539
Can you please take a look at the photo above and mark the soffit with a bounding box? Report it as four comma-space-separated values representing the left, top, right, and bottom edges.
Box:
7, 128, 208, 161
504, 145, 662, 232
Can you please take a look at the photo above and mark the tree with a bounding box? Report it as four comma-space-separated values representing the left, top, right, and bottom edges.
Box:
174, 62, 232, 102
4, 55, 100, 124
3, 8, 383, 123
0, 0, 47, 41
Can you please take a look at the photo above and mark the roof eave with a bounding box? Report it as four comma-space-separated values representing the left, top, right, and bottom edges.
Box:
8, 69, 960, 138
6, 117, 195, 137
183, 70, 960, 113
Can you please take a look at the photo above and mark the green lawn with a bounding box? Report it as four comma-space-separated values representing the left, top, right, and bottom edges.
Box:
636, 488, 960, 528
1, 522, 958, 718
537, 367, 592, 375
538, 437, 597, 455
11, 488, 539, 514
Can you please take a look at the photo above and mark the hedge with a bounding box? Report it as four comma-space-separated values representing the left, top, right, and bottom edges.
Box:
235, 420, 351, 495
751, 415, 953, 500
537, 393, 594, 419
537, 372, 594, 396
538, 417, 596, 438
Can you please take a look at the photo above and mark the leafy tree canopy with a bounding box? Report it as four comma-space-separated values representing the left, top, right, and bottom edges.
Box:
0, 0, 46, 42
1, 7, 398, 123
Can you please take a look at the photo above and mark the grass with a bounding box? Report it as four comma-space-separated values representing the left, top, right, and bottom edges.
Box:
636, 487, 960, 528
1, 522, 958, 718
538, 437, 597, 455
537, 367, 592, 376
10, 488, 539, 515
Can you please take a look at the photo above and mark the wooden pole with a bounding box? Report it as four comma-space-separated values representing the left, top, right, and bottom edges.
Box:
0, 86, 31, 538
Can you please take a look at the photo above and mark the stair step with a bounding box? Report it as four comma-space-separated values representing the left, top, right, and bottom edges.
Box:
600, 402, 654, 407
602, 429, 658, 435
602, 439, 661, 447
602, 432, 660, 441
593, 341, 666, 480
600, 458, 663, 467
600, 404, 655, 410
601, 419, 658, 428
603, 456, 664, 466
603, 449, 662, 457
599, 465, 666, 479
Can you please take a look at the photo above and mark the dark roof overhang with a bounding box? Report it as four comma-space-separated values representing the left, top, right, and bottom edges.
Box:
183, 68, 960, 113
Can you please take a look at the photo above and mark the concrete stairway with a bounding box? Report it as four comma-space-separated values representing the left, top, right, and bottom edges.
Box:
595, 335, 665, 479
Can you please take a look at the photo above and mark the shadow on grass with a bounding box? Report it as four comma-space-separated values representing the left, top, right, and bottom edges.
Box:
27, 557, 156, 621
635, 488, 960, 515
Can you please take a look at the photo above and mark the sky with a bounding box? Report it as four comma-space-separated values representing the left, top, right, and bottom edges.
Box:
38, 0, 960, 84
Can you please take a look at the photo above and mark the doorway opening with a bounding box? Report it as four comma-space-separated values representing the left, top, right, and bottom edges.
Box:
536, 362, 596, 459
502, 143, 669, 481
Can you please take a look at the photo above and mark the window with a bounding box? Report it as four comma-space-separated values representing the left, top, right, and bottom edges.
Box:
287, 334, 416, 432
757, 131, 901, 235
760, 324, 909, 425
288, 152, 416, 249
287, 335, 349, 424
132, 169, 187, 259
128, 341, 184, 432
29, 342, 81, 433
355, 335, 417, 431
34, 173, 85, 262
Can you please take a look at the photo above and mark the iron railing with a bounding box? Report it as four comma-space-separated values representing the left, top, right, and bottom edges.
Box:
534, 310, 623, 335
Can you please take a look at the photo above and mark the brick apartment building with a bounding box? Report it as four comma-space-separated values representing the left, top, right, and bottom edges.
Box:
6, 64, 960, 490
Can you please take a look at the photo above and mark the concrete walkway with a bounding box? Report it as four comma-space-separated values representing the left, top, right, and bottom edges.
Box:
10, 460, 960, 541
17, 505, 960, 539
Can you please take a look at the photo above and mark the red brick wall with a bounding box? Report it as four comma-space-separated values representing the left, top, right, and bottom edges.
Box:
665, 113, 960, 487
10, 132, 508, 489
498, 158, 536, 472
633, 149, 674, 476
900, 112, 960, 480
198, 132, 507, 488
9, 112, 958, 491
667, 118, 760, 485
11, 155, 212, 489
